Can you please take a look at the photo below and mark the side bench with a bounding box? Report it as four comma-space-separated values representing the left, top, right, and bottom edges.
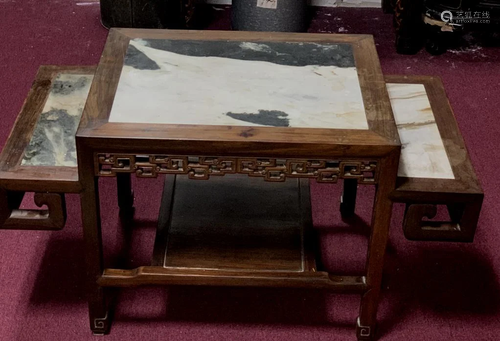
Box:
0, 66, 95, 230
342, 75, 483, 242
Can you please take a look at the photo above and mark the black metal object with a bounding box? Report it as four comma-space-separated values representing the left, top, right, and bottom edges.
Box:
232, 0, 307, 32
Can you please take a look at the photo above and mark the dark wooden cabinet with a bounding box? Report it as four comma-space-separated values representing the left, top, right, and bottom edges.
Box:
100, 0, 197, 29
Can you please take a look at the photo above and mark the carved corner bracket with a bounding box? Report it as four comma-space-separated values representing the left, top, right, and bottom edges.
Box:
0, 190, 67, 230
94, 153, 378, 184
402, 201, 482, 242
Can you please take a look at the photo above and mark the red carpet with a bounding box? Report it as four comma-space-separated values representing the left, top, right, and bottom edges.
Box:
1, 1, 499, 340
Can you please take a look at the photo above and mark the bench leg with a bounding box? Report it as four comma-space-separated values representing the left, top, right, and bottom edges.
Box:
117, 173, 134, 210
340, 179, 358, 218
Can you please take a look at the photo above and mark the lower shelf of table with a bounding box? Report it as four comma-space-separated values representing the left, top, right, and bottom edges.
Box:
98, 174, 366, 291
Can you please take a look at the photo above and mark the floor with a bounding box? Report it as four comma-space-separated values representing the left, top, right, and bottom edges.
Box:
1, 1, 500, 340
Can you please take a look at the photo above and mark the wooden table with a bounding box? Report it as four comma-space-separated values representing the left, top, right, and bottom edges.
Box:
75, 29, 401, 340
0, 60, 483, 339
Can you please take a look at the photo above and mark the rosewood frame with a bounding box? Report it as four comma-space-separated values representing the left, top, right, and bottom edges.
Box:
76, 29, 401, 341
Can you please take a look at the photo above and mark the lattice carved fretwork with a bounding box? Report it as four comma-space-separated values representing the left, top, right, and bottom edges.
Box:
95, 154, 378, 184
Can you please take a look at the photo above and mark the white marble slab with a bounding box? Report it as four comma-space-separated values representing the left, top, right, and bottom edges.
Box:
387, 83, 455, 179
22, 73, 93, 167
109, 39, 368, 130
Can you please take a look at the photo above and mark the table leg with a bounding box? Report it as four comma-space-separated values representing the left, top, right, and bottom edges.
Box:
117, 173, 133, 210
81, 177, 111, 334
357, 153, 398, 340
78, 141, 111, 335
340, 179, 358, 218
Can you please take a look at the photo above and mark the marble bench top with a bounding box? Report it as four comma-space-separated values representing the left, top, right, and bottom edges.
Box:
386, 83, 454, 179
21, 73, 92, 167
21, 70, 454, 180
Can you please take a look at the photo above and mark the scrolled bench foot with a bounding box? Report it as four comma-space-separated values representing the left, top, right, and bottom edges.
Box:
0, 190, 67, 230
403, 201, 482, 242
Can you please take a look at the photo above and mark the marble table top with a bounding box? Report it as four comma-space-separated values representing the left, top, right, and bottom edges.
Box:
108, 39, 369, 130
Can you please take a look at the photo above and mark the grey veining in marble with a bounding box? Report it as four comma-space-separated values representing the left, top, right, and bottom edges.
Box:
21, 73, 93, 167
110, 39, 368, 130
387, 83, 455, 179
127, 39, 355, 68
125, 44, 161, 71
